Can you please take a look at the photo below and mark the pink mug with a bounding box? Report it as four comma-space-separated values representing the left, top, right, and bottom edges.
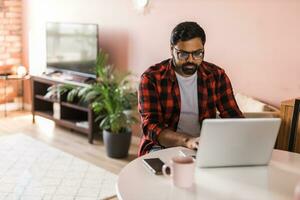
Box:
294, 181, 300, 200
162, 156, 195, 188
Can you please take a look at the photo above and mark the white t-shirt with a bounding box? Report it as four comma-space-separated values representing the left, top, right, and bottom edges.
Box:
175, 72, 200, 137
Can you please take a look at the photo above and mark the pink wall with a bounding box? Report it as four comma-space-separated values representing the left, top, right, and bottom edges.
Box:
22, 0, 300, 107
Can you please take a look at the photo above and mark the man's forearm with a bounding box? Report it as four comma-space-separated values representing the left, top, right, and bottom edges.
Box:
157, 129, 194, 148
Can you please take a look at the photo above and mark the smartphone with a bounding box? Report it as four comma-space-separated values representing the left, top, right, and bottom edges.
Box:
143, 158, 165, 175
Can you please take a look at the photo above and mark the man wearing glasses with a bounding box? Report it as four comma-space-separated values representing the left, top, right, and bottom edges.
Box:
138, 22, 243, 156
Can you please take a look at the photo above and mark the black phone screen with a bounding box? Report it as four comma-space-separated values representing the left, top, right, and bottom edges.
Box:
143, 158, 165, 175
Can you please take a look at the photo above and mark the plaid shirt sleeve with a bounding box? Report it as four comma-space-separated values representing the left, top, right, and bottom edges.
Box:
138, 74, 165, 146
216, 70, 244, 118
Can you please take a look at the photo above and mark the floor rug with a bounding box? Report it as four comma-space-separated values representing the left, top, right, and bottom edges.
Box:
0, 134, 117, 200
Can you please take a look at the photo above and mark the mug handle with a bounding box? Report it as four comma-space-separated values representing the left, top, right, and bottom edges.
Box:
162, 164, 172, 177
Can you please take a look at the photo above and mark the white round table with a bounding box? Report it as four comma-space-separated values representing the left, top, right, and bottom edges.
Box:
116, 147, 300, 200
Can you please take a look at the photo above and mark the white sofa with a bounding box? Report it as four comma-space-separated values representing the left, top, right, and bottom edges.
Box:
234, 93, 280, 118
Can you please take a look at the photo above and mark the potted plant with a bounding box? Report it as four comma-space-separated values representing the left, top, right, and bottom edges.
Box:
77, 50, 138, 158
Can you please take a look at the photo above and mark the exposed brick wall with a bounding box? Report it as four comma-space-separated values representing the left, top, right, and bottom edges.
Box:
0, 0, 22, 104
0, 0, 22, 68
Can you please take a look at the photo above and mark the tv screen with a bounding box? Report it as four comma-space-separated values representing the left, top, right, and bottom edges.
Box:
46, 22, 98, 77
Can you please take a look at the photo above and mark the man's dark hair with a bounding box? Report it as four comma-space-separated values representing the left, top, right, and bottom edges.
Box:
170, 22, 206, 46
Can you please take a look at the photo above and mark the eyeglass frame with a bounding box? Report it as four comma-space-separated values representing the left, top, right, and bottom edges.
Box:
173, 46, 205, 61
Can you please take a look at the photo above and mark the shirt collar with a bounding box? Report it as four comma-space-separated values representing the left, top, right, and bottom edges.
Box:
167, 58, 208, 82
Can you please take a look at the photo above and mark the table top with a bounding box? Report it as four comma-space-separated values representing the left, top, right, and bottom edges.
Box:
116, 147, 300, 200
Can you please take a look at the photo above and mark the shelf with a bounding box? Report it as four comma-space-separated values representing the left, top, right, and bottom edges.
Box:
61, 101, 89, 112
32, 75, 96, 144
55, 119, 90, 134
35, 95, 59, 103
34, 111, 54, 120
34, 111, 90, 134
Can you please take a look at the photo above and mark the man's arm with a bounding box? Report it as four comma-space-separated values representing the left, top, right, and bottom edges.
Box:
216, 70, 244, 118
139, 74, 199, 151
138, 74, 164, 146
158, 129, 199, 150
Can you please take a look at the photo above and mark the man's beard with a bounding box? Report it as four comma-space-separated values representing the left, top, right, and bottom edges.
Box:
181, 62, 198, 76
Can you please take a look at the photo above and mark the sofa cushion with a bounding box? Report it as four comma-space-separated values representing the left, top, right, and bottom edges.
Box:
234, 93, 280, 118
235, 93, 267, 112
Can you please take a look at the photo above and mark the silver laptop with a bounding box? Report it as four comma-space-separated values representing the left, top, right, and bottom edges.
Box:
195, 118, 281, 168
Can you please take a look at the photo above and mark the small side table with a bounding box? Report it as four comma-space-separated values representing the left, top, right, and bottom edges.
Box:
0, 74, 30, 117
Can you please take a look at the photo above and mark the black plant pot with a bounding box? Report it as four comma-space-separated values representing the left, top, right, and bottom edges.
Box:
103, 129, 132, 158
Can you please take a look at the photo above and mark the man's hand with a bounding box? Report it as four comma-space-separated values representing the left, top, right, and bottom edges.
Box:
185, 137, 200, 150
158, 129, 200, 149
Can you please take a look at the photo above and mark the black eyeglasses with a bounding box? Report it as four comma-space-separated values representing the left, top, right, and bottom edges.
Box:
173, 47, 204, 61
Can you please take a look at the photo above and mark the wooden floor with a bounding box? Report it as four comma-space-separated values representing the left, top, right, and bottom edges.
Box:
0, 111, 139, 176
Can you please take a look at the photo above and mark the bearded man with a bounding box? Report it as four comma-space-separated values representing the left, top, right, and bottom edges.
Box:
138, 21, 244, 156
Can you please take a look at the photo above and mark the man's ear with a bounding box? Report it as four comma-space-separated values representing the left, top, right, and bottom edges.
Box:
170, 46, 174, 56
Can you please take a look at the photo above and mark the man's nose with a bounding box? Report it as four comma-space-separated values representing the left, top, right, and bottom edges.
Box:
187, 53, 194, 62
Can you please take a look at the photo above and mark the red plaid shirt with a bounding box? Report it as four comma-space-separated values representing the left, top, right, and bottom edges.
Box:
138, 59, 243, 156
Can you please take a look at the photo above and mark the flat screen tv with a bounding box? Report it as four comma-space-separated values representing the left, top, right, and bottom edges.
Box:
46, 22, 98, 77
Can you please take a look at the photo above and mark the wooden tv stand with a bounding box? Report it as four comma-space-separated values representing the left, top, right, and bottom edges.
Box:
31, 75, 97, 143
